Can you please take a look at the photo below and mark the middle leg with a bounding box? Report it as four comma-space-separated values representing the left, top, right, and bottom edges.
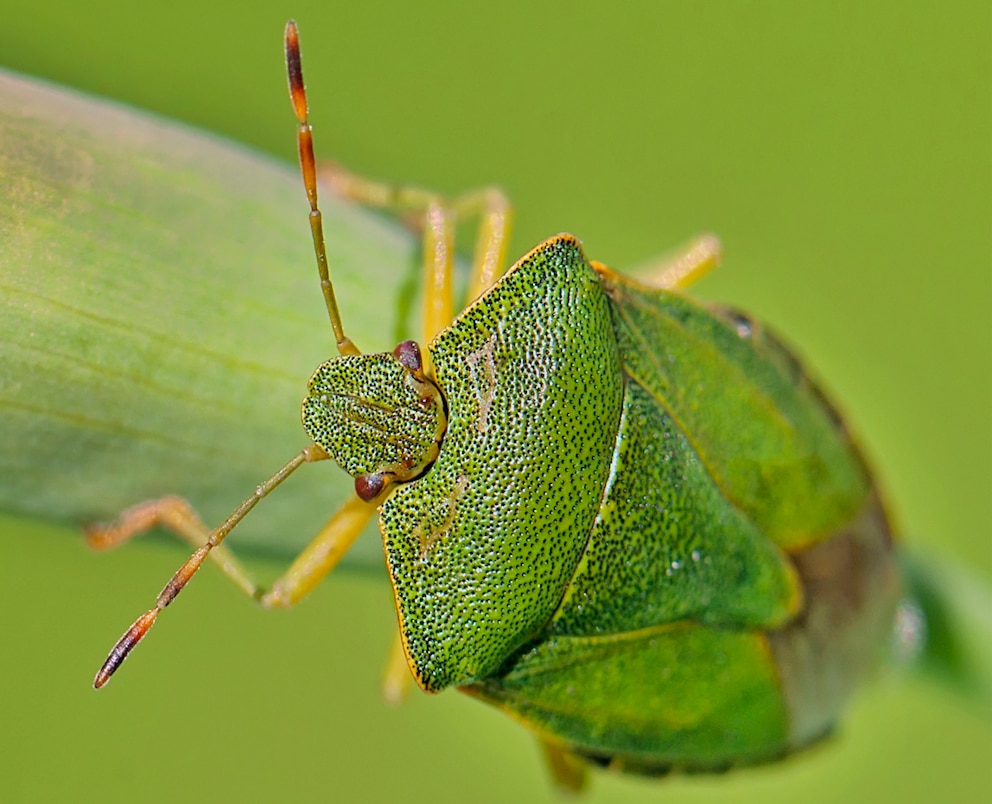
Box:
319, 163, 513, 340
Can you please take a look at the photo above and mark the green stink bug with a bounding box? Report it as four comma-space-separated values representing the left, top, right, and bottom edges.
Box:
89, 20, 900, 790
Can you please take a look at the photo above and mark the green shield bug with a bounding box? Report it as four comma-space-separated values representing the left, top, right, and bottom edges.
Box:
89, 20, 901, 791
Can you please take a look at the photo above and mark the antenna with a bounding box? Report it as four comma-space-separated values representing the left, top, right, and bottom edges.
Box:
92, 448, 319, 688
285, 20, 359, 356
90, 23, 348, 689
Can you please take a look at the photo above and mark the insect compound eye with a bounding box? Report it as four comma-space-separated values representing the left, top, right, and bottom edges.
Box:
355, 473, 386, 501
393, 340, 424, 373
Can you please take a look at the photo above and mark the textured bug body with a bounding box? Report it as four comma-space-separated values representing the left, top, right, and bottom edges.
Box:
307, 234, 899, 771
91, 24, 900, 784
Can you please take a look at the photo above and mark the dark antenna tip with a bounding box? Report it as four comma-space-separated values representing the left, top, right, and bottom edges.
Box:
283, 19, 359, 356
285, 21, 307, 124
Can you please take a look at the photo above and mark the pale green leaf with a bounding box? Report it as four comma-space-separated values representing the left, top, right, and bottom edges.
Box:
0, 70, 419, 567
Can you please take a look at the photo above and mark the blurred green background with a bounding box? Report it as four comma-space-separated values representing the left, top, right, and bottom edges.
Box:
0, 1, 989, 802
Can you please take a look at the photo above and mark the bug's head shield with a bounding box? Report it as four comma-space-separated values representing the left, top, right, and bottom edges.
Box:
302, 341, 446, 499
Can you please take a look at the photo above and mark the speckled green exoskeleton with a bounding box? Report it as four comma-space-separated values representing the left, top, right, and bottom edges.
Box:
89, 20, 901, 791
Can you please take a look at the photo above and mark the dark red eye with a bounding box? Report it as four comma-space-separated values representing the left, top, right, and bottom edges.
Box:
355, 472, 386, 501
393, 340, 423, 372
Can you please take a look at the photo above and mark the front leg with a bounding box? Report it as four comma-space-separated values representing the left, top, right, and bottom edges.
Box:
89, 445, 375, 686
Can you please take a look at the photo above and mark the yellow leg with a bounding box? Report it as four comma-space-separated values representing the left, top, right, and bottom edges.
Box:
423, 202, 455, 343
451, 188, 513, 304
88, 444, 377, 687
537, 738, 589, 794
319, 163, 513, 339
629, 232, 722, 290
87, 495, 259, 600
381, 630, 415, 705
87, 488, 374, 609
264, 495, 375, 607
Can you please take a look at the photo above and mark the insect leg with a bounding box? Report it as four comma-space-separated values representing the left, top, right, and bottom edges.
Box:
421, 188, 513, 341
318, 161, 441, 215
449, 188, 512, 305
629, 232, 722, 290
381, 627, 415, 705
258, 493, 374, 608
537, 738, 589, 793
318, 163, 512, 317
312, 163, 451, 341
422, 201, 454, 343
89, 479, 373, 611
88, 445, 328, 603
266, 495, 410, 700
87, 496, 259, 600
90, 445, 378, 687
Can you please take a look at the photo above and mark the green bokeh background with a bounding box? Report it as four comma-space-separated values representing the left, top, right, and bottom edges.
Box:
1, 2, 989, 802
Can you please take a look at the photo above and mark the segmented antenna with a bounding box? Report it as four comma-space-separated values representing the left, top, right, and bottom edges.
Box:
92, 23, 348, 687
285, 20, 359, 356
92, 449, 316, 688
